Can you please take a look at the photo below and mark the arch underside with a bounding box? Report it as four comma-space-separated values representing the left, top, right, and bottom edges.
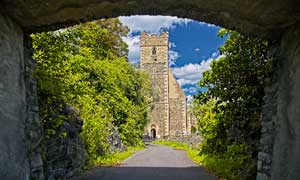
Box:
1, 0, 299, 37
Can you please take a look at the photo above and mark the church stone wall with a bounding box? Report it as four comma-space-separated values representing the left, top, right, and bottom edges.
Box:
141, 32, 189, 138
187, 110, 197, 128
141, 32, 170, 138
169, 70, 187, 136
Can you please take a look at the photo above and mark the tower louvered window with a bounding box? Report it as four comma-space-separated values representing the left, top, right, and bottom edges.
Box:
152, 47, 157, 55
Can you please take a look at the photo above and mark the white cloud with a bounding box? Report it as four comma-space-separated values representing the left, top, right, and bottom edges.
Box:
206, 23, 217, 28
122, 35, 141, 64
186, 95, 194, 105
211, 51, 219, 58
169, 42, 176, 48
119, 15, 218, 65
173, 55, 224, 86
194, 48, 200, 52
183, 87, 198, 94
169, 50, 181, 66
168, 42, 179, 66
119, 15, 192, 33
122, 36, 181, 65
119, 16, 191, 64
194, 21, 217, 28
173, 60, 212, 86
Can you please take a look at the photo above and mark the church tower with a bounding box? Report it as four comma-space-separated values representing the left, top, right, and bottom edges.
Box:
140, 32, 170, 138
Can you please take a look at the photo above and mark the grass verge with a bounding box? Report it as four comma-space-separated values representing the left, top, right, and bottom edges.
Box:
74, 145, 145, 177
94, 145, 145, 166
153, 140, 248, 180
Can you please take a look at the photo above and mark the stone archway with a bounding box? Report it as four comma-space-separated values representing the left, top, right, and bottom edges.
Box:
0, 1, 300, 180
151, 129, 156, 139
149, 124, 159, 139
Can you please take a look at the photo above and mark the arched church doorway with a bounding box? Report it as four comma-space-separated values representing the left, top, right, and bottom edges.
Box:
151, 129, 156, 139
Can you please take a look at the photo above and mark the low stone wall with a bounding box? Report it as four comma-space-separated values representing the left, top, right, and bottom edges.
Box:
256, 43, 279, 180
108, 127, 126, 153
24, 35, 45, 180
43, 105, 87, 180
163, 135, 202, 149
43, 105, 128, 179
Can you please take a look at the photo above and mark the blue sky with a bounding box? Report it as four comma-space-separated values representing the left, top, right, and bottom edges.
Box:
119, 15, 226, 103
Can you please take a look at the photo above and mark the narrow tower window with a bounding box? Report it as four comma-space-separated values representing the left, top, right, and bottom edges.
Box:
152, 47, 157, 55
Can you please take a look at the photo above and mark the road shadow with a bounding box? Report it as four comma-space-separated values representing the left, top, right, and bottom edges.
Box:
143, 138, 157, 147
70, 166, 218, 180
143, 137, 156, 143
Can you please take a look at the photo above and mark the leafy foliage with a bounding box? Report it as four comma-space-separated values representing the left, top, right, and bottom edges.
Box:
32, 18, 151, 162
192, 29, 272, 179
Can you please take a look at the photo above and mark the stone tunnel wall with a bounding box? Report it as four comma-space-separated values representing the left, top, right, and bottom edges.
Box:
269, 23, 300, 180
0, 13, 30, 180
257, 23, 300, 180
0, 13, 88, 180
0, 13, 44, 180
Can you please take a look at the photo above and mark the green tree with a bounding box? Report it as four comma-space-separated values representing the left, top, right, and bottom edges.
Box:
193, 29, 272, 179
32, 18, 151, 162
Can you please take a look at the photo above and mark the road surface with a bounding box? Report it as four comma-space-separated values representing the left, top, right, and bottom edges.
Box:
71, 143, 218, 180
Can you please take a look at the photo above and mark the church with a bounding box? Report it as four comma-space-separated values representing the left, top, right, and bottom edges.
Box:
140, 32, 192, 138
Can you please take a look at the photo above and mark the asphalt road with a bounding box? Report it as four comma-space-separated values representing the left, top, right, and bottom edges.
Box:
71, 144, 218, 180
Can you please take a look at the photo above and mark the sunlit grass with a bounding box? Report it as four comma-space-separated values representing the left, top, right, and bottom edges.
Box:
95, 145, 145, 166
153, 140, 248, 180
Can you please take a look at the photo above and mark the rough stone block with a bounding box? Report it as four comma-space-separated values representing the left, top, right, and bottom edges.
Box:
256, 172, 270, 180
258, 152, 272, 164
257, 160, 262, 171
